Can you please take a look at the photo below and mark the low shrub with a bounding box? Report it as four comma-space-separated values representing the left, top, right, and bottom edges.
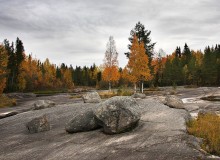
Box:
0, 94, 17, 107
117, 88, 133, 96
99, 88, 133, 99
187, 113, 220, 156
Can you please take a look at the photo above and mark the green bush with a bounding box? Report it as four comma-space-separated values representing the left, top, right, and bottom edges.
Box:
187, 113, 220, 156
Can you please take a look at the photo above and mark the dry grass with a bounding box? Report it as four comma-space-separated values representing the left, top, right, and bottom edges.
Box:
116, 88, 133, 96
70, 88, 134, 99
187, 113, 220, 156
99, 89, 133, 99
69, 94, 83, 99
0, 94, 17, 108
99, 91, 117, 99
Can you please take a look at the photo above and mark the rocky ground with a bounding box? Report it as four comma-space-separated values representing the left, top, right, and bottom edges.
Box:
0, 87, 220, 160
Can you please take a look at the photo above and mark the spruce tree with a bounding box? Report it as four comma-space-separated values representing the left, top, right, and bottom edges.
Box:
182, 43, 191, 64
175, 46, 181, 58
125, 21, 156, 61
3, 40, 16, 91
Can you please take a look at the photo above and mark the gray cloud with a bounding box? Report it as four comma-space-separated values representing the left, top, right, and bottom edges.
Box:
0, 0, 219, 67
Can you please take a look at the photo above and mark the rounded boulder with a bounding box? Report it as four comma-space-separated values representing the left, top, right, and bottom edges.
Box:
94, 96, 141, 134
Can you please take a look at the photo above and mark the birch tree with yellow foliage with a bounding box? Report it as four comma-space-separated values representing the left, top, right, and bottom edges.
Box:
102, 36, 120, 91
126, 35, 152, 93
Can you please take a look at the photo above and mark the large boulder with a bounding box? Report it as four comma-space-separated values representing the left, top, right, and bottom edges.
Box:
65, 110, 100, 133
94, 96, 141, 134
164, 95, 184, 109
82, 92, 101, 103
33, 100, 55, 110
132, 93, 146, 99
26, 115, 50, 133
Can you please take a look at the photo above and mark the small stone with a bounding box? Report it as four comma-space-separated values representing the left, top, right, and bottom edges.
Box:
82, 92, 101, 103
26, 115, 50, 133
132, 93, 146, 99
33, 100, 55, 110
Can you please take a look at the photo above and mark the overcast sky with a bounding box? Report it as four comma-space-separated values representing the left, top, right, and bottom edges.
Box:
0, 0, 219, 67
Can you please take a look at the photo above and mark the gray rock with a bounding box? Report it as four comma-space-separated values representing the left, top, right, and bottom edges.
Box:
0, 111, 19, 119
65, 110, 100, 133
94, 96, 141, 134
198, 109, 217, 117
132, 93, 146, 99
82, 92, 101, 103
26, 115, 50, 133
73, 88, 88, 93
7, 92, 36, 99
164, 95, 184, 109
0, 98, 205, 160
33, 100, 55, 110
184, 104, 199, 112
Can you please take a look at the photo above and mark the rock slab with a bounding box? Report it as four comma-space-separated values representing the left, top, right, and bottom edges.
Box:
94, 96, 141, 134
26, 115, 50, 133
65, 110, 100, 133
82, 92, 101, 103
0, 98, 206, 160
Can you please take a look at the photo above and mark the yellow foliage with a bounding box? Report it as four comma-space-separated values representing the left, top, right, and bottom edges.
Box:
0, 45, 8, 95
102, 36, 120, 90
0, 94, 16, 108
62, 69, 74, 88
187, 113, 220, 155
18, 55, 43, 91
102, 65, 120, 83
43, 58, 56, 88
127, 35, 152, 82
121, 67, 137, 84
192, 50, 203, 67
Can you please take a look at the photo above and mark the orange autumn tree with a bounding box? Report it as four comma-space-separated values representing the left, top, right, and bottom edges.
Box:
126, 35, 152, 93
61, 68, 74, 89
102, 36, 120, 91
121, 66, 137, 90
0, 45, 8, 95
17, 54, 43, 91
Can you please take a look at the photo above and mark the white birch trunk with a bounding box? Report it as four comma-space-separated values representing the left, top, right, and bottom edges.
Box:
141, 82, 144, 93
109, 82, 111, 92
134, 83, 136, 93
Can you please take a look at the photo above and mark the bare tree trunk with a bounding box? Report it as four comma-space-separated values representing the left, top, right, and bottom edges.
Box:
141, 81, 144, 93
139, 81, 141, 93
134, 83, 136, 93
109, 82, 111, 92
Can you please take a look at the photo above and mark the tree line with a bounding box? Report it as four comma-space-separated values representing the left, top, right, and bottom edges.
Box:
0, 38, 103, 94
153, 44, 220, 87
1, 21, 220, 95
101, 22, 220, 92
